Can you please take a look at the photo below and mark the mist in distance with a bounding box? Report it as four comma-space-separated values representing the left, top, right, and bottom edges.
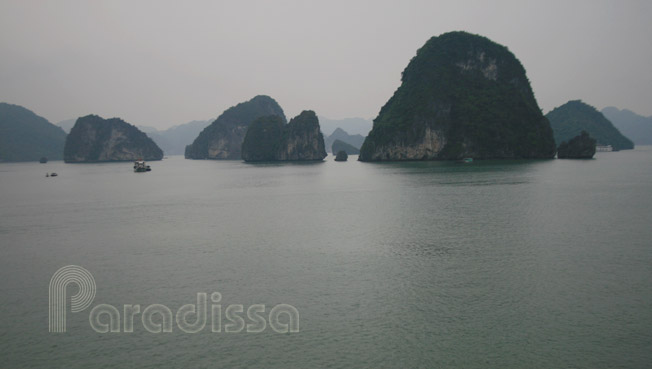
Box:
1, 0, 650, 130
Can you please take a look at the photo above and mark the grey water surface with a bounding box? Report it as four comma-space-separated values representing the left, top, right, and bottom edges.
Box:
1, 149, 651, 368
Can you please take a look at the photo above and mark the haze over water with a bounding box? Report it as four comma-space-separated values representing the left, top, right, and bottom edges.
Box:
1, 149, 651, 368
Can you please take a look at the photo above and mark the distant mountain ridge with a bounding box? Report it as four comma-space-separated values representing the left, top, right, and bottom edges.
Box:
318, 117, 372, 136
331, 139, 360, 155
601, 107, 652, 146
57, 118, 77, 133
143, 120, 211, 155
0, 103, 67, 162
324, 128, 365, 153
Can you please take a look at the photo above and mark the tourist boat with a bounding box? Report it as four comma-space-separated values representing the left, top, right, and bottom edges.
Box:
133, 160, 151, 172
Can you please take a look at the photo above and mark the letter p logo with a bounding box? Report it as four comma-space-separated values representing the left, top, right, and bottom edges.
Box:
49, 265, 96, 332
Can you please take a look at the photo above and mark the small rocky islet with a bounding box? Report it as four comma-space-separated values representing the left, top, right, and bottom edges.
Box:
334, 151, 348, 162
557, 130, 597, 159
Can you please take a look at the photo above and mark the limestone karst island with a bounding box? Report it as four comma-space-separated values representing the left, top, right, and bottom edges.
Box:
184, 95, 287, 160
241, 110, 327, 162
2, 4, 652, 365
0, 32, 641, 164
359, 31, 556, 161
64, 115, 163, 162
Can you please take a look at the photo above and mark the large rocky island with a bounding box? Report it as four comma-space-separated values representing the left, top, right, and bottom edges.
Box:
64, 115, 163, 162
359, 31, 556, 161
241, 110, 327, 162
185, 95, 286, 160
0, 103, 67, 162
547, 100, 634, 151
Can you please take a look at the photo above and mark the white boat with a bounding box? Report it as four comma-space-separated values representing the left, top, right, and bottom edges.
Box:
133, 160, 151, 172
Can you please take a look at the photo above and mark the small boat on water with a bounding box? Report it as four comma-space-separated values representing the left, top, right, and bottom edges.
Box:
133, 160, 151, 173
459, 158, 473, 163
49, 172, 58, 177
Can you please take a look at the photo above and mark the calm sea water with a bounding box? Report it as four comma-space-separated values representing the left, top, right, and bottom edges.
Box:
1, 149, 651, 368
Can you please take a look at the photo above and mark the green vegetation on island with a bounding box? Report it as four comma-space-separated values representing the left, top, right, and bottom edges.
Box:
0, 103, 67, 162
241, 110, 327, 162
547, 100, 634, 151
557, 131, 596, 159
240, 115, 285, 161
359, 31, 555, 161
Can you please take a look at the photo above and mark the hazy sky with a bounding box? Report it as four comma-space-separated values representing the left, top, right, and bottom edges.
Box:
1, 0, 651, 129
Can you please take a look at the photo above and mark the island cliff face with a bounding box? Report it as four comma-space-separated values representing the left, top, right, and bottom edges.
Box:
277, 111, 327, 160
64, 115, 163, 162
185, 95, 286, 159
359, 31, 556, 161
241, 110, 327, 162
